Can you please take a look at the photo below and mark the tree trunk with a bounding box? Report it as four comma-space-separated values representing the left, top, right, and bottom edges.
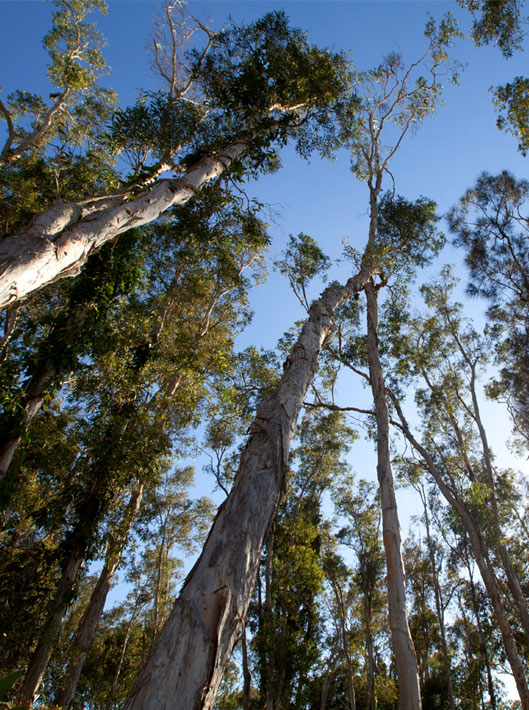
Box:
320, 644, 339, 710
464, 551, 498, 710
330, 576, 356, 710
18, 552, 85, 704
124, 266, 375, 710
364, 594, 376, 710
241, 624, 251, 710
390, 398, 529, 710
105, 615, 137, 710
0, 136, 253, 309
18, 411, 131, 703
264, 524, 275, 710
419, 485, 456, 710
468, 369, 529, 644
54, 484, 144, 709
364, 280, 422, 710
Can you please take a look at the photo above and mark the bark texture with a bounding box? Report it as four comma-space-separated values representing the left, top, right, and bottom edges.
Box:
365, 281, 422, 710
124, 268, 374, 710
0, 138, 250, 309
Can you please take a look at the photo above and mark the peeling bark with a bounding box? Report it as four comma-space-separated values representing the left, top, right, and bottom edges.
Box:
124, 267, 375, 710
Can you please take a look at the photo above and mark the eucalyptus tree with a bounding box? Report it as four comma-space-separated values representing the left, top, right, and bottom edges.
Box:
449, 171, 529, 447
9, 183, 268, 704
442, 515, 502, 710
248, 410, 354, 710
326, 21, 461, 706
387, 274, 529, 709
458, 0, 529, 153
332, 478, 385, 710
402, 474, 456, 710
0, 8, 349, 309
0, 0, 115, 169
0, 228, 147, 504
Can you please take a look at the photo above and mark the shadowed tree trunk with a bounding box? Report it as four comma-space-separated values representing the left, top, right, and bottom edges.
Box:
53, 483, 145, 709
391, 396, 529, 710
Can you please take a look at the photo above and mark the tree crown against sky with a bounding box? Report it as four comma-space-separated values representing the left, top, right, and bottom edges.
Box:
2, 1, 529, 708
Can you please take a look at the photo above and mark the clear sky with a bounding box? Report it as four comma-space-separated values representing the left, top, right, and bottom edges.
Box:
1, 4, 528, 692
2, 0, 528, 516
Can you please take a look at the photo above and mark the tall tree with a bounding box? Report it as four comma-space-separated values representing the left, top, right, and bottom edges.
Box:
387, 275, 529, 709
449, 170, 529, 446
0, 9, 349, 308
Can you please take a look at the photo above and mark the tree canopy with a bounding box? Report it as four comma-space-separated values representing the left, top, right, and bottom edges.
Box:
1, 2, 529, 709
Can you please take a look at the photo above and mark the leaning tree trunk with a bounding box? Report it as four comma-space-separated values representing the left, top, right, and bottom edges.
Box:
468, 367, 529, 644
53, 483, 145, 709
391, 397, 529, 710
124, 266, 375, 710
18, 552, 86, 704
0, 136, 252, 309
18, 412, 132, 705
364, 280, 422, 710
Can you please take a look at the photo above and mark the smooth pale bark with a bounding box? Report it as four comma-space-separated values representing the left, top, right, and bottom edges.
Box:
0, 137, 251, 309
365, 281, 422, 710
391, 398, 529, 710
124, 267, 375, 710
54, 484, 144, 709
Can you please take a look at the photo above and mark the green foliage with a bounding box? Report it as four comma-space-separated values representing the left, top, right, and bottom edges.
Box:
458, 0, 526, 58
450, 171, 529, 444
44, 0, 109, 90
108, 91, 206, 171
275, 233, 331, 308
376, 192, 444, 274
495, 77, 529, 154
195, 11, 349, 119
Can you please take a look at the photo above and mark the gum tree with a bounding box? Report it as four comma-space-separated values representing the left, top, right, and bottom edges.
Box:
123, 18, 458, 710
0, 9, 348, 309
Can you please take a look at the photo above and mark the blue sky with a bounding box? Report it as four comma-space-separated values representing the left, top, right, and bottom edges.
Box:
2, 0, 528, 514
2, 4, 529, 683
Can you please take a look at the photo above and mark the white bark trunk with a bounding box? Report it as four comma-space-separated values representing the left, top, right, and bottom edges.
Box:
0, 138, 251, 309
365, 281, 422, 710
124, 267, 374, 710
